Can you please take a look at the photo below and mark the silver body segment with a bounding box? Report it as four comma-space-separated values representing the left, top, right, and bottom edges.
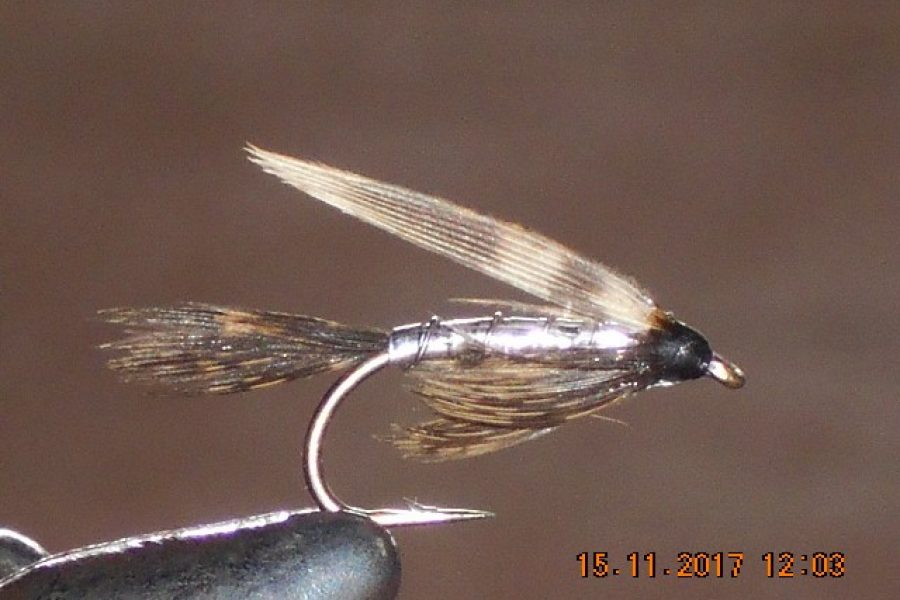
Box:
388, 314, 638, 368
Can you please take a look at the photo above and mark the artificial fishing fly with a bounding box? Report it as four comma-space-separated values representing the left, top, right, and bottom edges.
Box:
101, 146, 744, 524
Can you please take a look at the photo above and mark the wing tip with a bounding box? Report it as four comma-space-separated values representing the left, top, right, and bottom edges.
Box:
245, 142, 284, 172
245, 143, 349, 196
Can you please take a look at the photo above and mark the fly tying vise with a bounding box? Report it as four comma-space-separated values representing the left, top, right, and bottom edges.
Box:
101, 146, 745, 526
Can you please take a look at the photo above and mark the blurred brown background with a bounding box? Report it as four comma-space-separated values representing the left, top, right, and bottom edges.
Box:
2, 3, 898, 598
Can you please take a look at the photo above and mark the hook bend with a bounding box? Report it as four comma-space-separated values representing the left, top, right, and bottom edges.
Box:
303, 351, 492, 527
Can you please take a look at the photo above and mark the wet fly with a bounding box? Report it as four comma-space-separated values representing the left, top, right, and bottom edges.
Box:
102, 146, 745, 463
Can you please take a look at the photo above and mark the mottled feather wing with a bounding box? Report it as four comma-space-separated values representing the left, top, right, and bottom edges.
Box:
247, 146, 656, 329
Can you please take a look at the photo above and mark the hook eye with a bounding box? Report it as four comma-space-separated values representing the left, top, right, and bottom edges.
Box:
707, 353, 746, 389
